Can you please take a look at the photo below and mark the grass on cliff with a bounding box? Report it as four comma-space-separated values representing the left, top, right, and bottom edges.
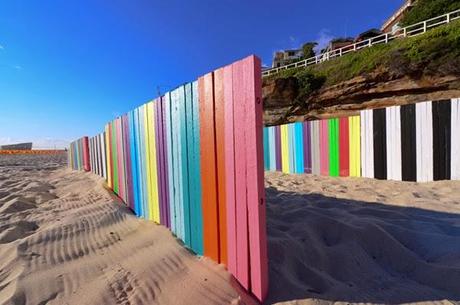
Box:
267, 20, 460, 98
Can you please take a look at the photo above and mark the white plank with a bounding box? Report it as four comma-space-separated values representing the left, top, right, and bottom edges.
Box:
361, 110, 374, 178
452, 98, 460, 180
416, 101, 433, 182
386, 106, 402, 181
311, 121, 320, 175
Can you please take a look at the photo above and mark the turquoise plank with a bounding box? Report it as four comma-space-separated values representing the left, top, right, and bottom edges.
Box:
190, 81, 203, 255
289, 124, 296, 173
263, 128, 269, 170
138, 106, 148, 219
295, 122, 304, 173
181, 84, 192, 247
129, 111, 141, 217
269, 127, 277, 171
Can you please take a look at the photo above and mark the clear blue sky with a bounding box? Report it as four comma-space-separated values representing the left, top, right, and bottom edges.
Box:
0, 0, 402, 148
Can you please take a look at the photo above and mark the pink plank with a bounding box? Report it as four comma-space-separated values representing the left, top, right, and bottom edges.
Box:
320, 119, 329, 176
224, 64, 237, 275
116, 118, 125, 201
241, 55, 268, 301
232, 58, 249, 290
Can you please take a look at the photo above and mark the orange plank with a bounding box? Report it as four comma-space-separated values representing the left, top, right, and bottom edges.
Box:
214, 68, 227, 265
198, 73, 219, 262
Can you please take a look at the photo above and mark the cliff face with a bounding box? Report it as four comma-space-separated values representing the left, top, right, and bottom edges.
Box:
263, 71, 460, 125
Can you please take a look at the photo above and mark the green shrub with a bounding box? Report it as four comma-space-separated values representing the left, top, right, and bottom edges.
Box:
401, 0, 460, 26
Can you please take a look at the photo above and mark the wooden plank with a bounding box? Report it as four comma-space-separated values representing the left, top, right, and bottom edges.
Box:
232, 61, 250, 289
275, 126, 282, 171
416, 102, 433, 182
263, 128, 269, 170
400, 104, 417, 181
269, 127, 277, 171
101, 132, 107, 180
199, 72, 220, 262
105, 124, 112, 187
214, 68, 228, 265
148, 101, 160, 223
138, 106, 149, 218
373, 108, 387, 180
294, 122, 304, 173
288, 124, 295, 173
122, 115, 133, 208
432, 100, 451, 181
360, 110, 374, 178
452, 99, 460, 180
281, 124, 289, 173
311, 120, 320, 175
349, 116, 361, 177
319, 120, 329, 176
172, 89, 184, 239
224, 65, 237, 273
128, 111, 140, 216
111, 121, 119, 193
143, 104, 153, 220
303, 121, 312, 173
237, 56, 267, 300
118, 117, 127, 202
191, 81, 203, 254
154, 99, 166, 226
339, 117, 350, 177
386, 106, 402, 181
180, 85, 192, 247
328, 118, 339, 177
164, 93, 177, 233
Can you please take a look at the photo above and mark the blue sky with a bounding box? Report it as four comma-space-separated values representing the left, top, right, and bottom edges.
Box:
0, 0, 402, 148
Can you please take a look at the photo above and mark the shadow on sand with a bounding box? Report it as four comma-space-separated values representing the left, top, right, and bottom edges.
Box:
264, 186, 460, 304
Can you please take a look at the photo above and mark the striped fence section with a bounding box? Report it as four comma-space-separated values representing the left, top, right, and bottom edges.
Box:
263, 98, 460, 182
68, 136, 90, 172
68, 55, 268, 302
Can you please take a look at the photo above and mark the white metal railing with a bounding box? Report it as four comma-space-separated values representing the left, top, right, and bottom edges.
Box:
262, 9, 460, 77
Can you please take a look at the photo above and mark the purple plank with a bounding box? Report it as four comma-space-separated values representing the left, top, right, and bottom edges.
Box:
303, 121, 312, 173
275, 125, 282, 171
160, 96, 171, 228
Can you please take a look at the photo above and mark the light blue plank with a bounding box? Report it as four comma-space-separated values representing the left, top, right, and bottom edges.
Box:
183, 84, 193, 248
164, 92, 177, 235
269, 127, 277, 171
263, 128, 269, 170
129, 111, 141, 217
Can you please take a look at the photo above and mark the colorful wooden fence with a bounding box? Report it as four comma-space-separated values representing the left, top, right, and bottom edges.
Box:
264, 98, 460, 182
68, 55, 268, 302
68, 136, 90, 172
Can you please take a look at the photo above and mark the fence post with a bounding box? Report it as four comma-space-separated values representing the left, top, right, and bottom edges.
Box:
447, 13, 451, 23
404, 28, 407, 37
368, 39, 372, 47
423, 21, 427, 33
385, 33, 389, 43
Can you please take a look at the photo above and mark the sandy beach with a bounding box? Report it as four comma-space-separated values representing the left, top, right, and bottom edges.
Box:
1, 155, 460, 304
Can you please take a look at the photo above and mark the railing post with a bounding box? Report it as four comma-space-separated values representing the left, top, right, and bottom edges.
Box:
385, 33, 389, 43
447, 12, 451, 23
339, 48, 342, 57
354, 44, 356, 51
423, 21, 427, 33
403, 28, 407, 37
368, 39, 372, 47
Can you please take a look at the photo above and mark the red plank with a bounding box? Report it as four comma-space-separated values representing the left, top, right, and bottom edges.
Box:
339, 117, 350, 176
214, 68, 228, 266
198, 73, 220, 262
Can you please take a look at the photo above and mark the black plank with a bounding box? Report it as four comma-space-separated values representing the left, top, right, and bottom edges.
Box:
400, 104, 417, 181
373, 108, 387, 180
432, 100, 451, 181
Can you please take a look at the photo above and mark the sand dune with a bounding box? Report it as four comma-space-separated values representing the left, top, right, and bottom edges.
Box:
265, 172, 460, 304
0, 155, 251, 305
1, 155, 460, 305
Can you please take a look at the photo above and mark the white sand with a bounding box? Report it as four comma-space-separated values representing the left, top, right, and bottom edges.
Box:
0, 155, 253, 305
1, 155, 460, 305
265, 172, 460, 304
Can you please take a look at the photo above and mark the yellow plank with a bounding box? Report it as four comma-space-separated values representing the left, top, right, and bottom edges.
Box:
147, 102, 160, 223
349, 116, 361, 177
281, 124, 290, 173
143, 104, 153, 220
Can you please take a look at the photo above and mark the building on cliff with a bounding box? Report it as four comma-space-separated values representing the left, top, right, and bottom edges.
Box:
272, 49, 303, 68
381, 0, 416, 33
